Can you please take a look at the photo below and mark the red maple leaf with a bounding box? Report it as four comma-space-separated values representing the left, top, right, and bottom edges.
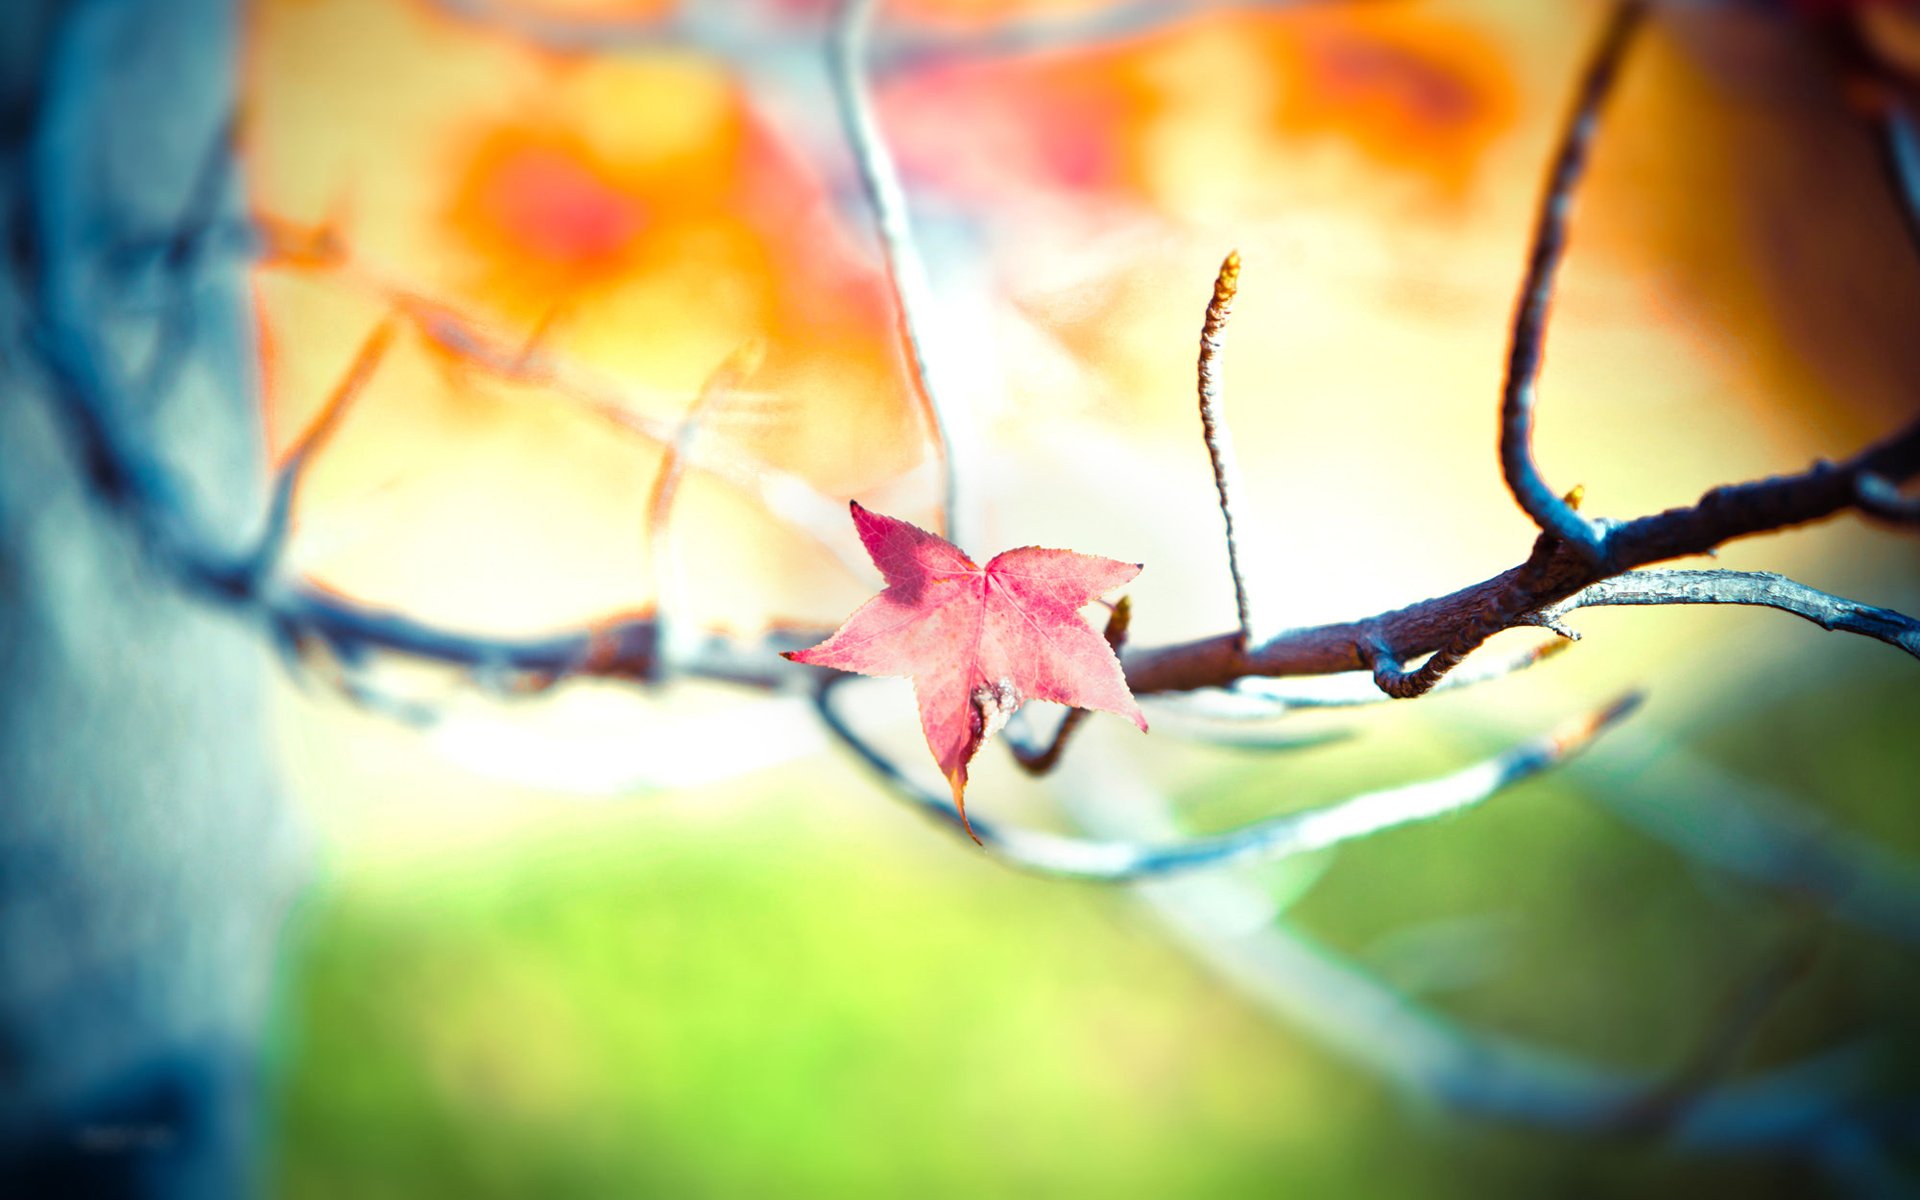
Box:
786, 502, 1147, 840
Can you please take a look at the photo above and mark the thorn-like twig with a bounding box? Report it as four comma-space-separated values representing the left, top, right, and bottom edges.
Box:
1196, 250, 1268, 651
1500, 1, 1646, 564
831, 0, 967, 547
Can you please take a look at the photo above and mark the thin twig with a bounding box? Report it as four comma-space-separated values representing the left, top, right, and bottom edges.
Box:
1236, 639, 1571, 712
383, 289, 870, 577
253, 315, 400, 581
1196, 250, 1268, 651
1047, 748, 1898, 1166
818, 673, 1639, 880
233, 217, 874, 580
831, 0, 967, 546
131, 110, 240, 416
1539, 569, 1920, 661
1499, 1, 1646, 564
1122, 414, 1920, 697
1366, 638, 1473, 701
643, 342, 763, 682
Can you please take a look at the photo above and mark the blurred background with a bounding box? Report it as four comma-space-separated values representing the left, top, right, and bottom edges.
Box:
228, 0, 1920, 1193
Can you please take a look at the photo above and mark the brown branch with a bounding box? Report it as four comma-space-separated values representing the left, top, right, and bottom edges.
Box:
1122, 415, 1920, 695
1500, 0, 1646, 564
1152, 638, 1569, 721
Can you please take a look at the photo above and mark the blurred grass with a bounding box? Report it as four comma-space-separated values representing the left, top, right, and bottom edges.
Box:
268, 649, 1917, 1197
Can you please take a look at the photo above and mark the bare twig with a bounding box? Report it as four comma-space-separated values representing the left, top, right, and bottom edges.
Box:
226, 216, 875, 580
831, 0, 967, 546
1049, 747, 1902, 1170
644, 342, 764, 682
253, 315, 400, 581
1365, 638, 1475, 702
385, 289, 872, 579
1196, 250, 1269, 651
1232, 640, 1571, 712
1122, 414, 1920, 697
1500, 1, 1646, 565
818, 673, 1638, 880
1539, 569, 1920, 661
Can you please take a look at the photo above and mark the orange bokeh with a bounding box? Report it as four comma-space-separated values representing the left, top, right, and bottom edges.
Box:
880, 7, 1514, 209
242, 0, 1917, 649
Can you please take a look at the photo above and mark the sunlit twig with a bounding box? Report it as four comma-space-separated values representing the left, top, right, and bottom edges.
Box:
253, 315, 400, 582
1195, 250, 1270, 651
1049, 748, 1906, 1179
644, 342, 764, 682
1499, 1, 1646, 565
831, 0, 968, 546
1539, 569, 1920, 661
818, 673, 1638, 881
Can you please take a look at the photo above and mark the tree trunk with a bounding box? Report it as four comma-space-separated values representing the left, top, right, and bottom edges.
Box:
0, 1, 299, 1195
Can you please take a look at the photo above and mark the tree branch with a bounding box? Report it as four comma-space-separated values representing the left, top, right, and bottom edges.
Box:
1049, 746, 1909, 1178
818, 673, 1638, 881
252, 315, 399, 583
832, 0, 968, 546
1122, 415, 1920, 696
1499, 0, 1646, 564
1540, 570, 1920, 661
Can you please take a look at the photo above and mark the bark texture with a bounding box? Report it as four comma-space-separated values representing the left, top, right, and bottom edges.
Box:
0, 2, 298, 1195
